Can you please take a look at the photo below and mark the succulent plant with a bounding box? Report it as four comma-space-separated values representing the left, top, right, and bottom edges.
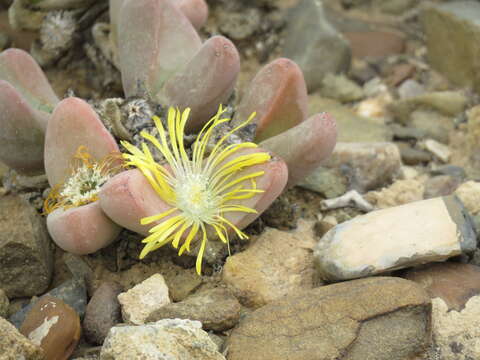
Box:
0, 0, 337, 272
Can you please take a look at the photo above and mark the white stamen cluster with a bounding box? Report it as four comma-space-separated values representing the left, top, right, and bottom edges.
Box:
59, 163, 110, 206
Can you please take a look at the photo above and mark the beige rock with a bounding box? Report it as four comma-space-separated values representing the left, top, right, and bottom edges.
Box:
226, 277, 431, 360
455, 181, 480, 215
423, 139, 451, 163
222, 221, 316, 308
0, 288, 8, 318
0, 316, 44, 359
100, 319, 225, 360
146, 287, 241, 331
20, 296, 80, 360
432, 296, 480, 360
314, 196, 476, 281
117, 273, 170, 324
365, 179, 425, 209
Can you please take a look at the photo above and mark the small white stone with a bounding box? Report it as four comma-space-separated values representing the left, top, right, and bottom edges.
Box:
455, 181, 480, 216
117, 274, 170, 325
423, 139, 451, 162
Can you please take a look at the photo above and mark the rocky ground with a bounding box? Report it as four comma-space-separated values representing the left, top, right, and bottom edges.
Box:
1, 0, 480, 359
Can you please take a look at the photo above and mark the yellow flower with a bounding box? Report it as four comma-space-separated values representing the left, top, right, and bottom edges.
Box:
121, 105, 271, 274
44, 146, 122, 214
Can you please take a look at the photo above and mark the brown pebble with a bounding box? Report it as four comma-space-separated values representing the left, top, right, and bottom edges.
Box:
20, 295, 81, 360
343, 31, 406, 58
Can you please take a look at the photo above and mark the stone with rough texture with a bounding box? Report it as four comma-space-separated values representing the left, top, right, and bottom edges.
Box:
223, 222, 317, 308
365, 179, 425, 209
283, 0, 351, 91
455, 181, 480, 216
117, 273, 170, 324
404, 262, 480, 312
83, 281, 123, 345
301, 142, 402, 196
100, 319, 225, 360
423, 1, 480, 92
0, 317, 44, 360
0, 288, 8, 318
0, 195, 53, 298
431, 295, 480, 360
20, 296, 81, 360
226, 277, 431, 360
319, 73, 364, 103
315, 196, 477, 281
146, 287, 240, 331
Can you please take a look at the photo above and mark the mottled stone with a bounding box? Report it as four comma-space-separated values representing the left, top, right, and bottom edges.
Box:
0, 316, 44, 360
0, 195, 53, 297
365, 179, 424, 209
404, 262, 480, 311
227, 277, 431, 360
117, 273, 170, 324
83, 281, 123, 345
0, 288, 8, 318
431, 296, 480, 360
9, 277, 87, 328
20, 296, 81, 360
100, 319, 225, 360
146, 287, 240, 331
314, 196, 476, 281
283, 0, 351, 91
424, 175, 460, 199
455, 181, 480, 216
223, 222, 316, 308
304, 142, 402, 195
423, 1, 480, 92
319, 73, 364, 103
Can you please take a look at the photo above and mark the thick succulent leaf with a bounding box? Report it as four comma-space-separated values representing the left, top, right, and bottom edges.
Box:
0, 80, 49, 175
260, 112, 337, 187
118, 0, 201, 98
234, 58, 308, 143
0, 48, 59, 113
99, 148, 287, 237
177, 0, 208, 30
160, 36, 240, 132
99, 169, 172, 235
44, 97, 119, 186
47, 202, 121, 255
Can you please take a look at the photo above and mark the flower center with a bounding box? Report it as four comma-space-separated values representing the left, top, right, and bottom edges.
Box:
174, 172, 219, 223
60, 163, 109, 206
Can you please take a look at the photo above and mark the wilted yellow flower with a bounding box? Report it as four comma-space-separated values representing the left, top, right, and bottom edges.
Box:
122, 105, 271, 274
44, 146, 121, 214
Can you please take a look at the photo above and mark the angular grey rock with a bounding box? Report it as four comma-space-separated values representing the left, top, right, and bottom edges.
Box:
83, 281, 123, 345
300, 142, 402, 196
146, 287, 241, 331
314, 195, 477, 281
100, 319, 225, 360
227, 277, 431, 360
423, 1, 480, 92
0, 195, 53, 298
283, 0, 351, 91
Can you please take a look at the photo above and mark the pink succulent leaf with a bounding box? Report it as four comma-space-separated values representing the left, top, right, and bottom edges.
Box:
118, 0, 201, 98
176, 0, 208, 30
234, 58, 308, 143
99, 169, 172, 235
159, 36, 240, 132
99, 150, 287, 238
47, 201, 122, 255
44, 97, 120, 187
0, 48, 59, 113
0, 80, 49, 175
260, 112, 337, 187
